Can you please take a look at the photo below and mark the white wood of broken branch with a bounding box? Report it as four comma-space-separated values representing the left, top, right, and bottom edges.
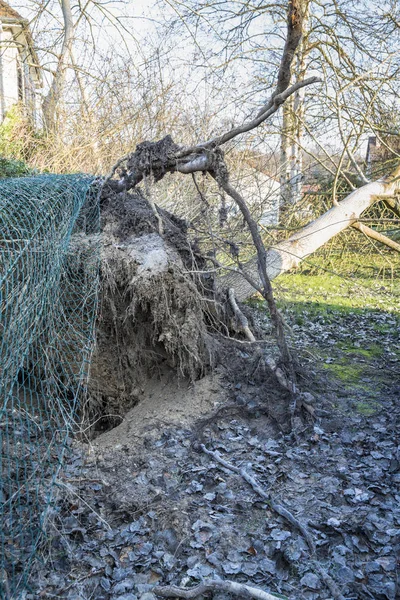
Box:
221, 176, 400, 301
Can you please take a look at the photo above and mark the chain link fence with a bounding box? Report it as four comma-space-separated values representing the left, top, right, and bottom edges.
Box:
0, 174, 100, 598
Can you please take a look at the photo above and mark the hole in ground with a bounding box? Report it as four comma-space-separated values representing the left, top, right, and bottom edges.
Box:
87, 369, 227, 448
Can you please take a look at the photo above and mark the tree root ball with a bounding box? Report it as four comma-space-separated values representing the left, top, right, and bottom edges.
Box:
84, 189, 223, 434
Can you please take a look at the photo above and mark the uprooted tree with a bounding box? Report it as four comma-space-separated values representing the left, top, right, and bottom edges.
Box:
87, 0, 311, 423
83, 0, 400, 432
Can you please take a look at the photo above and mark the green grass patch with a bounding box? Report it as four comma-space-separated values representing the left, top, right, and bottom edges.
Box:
322, 362, 365, 383
354, 400, 380, 416
274, 272, 400, 315
248, 252, 399, 404
321, 361, 381, 396
335, 342, 383, 358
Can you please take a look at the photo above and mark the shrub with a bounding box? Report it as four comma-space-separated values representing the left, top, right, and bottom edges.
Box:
0, 156, 32, 178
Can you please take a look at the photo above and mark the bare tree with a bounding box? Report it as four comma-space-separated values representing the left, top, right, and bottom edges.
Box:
103, 0, 400, 304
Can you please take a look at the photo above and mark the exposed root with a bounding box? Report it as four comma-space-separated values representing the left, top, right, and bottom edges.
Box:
82, 189, 227, 435
228, 288, 256, 342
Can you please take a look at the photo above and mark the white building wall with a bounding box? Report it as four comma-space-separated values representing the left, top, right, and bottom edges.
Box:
0, 27, 19, 118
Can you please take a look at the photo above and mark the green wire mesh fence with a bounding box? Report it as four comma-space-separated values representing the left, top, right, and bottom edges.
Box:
0, 174, 100, 598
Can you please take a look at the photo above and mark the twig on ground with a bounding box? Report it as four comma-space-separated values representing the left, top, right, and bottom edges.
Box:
154, 578, 285, 600
56, 481, 112, 530
200, 444, 315, 552
200, 444, 346, 600
313, 563, 346, 600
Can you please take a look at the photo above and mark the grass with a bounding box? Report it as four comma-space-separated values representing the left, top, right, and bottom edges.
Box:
335, 342, 383, 358
354, 400, 380, 416
322, 362, 365, 383
274, 272, 400, 315
249, 250, 399, 409
247, 248, 400, 319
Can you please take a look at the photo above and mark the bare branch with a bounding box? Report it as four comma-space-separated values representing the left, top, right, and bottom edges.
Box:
351, 221, 400, 253
177, 76, 321, 157
154, 579, 283, 600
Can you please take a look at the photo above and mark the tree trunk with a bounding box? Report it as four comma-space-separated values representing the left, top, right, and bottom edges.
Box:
42, 0, 74, 132
280, 1, 310, 206
280, 97, 293, 205
290, 13, 308, 205
221, 173, 400, 301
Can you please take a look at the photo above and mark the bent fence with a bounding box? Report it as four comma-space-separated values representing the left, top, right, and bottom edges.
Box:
0, 174, 100, 598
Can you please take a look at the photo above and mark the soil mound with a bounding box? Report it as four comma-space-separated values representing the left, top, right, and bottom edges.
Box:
85, 189, 226, 435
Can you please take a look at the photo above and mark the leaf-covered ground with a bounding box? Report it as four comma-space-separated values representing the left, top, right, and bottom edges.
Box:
274, 270, 400, 418
28, 270, 399, 600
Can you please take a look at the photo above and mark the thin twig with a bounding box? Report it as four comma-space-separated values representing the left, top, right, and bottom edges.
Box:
200, 444, 315, 553
154, 578, 285, 600
200, 445, 346, 600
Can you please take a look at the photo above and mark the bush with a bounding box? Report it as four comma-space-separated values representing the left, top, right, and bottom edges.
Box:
0, 156, 32, 178
0, 104, 38, 161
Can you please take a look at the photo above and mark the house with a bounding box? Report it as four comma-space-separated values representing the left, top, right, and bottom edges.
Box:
0, 0, 42, 124
366, 135, 400, 176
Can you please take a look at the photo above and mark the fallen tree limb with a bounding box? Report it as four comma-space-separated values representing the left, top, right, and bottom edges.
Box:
154, 579, 284, 600
105, 0, 320, 195
108, 75, 319, 195
312, 563, 346, 600
221, 168, 400, 301
352, 221, 400, 253
177, 77, 320, 158
200, 444, 346, 600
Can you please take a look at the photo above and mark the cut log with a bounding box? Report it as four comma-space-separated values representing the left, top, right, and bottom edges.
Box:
221, 171, 400, 301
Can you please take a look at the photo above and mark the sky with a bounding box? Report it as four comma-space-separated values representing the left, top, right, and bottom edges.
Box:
10, 0, 398, 160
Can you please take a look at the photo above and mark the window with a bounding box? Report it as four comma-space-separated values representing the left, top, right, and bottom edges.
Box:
17, 55, 24, 102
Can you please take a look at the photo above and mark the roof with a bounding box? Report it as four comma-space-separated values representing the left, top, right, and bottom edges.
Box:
0, 1, 23, 21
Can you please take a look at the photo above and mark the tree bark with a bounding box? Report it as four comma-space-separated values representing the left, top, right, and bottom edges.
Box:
280, 96, 293, 204
280, 0, 310, 206
351, 221, 400, 253
221, 171, 400, 301
290, 3, 309, 205
42, 0, 74, 132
